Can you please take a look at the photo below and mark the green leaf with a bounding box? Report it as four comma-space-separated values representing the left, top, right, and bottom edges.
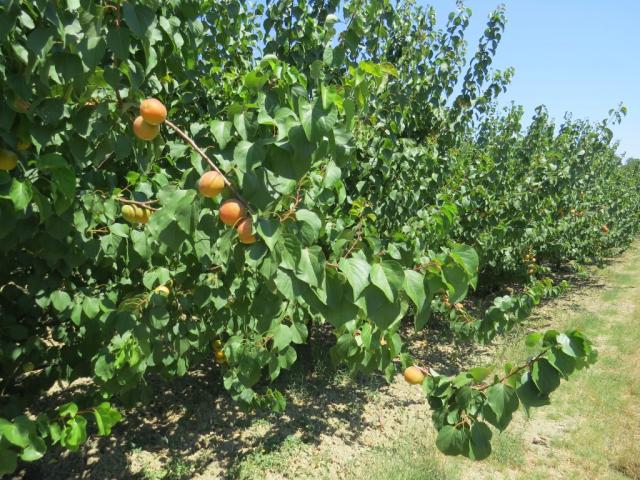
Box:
122, 3, 155, 39
106, 26, 130, 60
546, 347, 576, 378
210, 120, 233, 150
78, 34, 106, 70
51, 290, 72, 312
0, 446, 17, 475
93, 403, 122, 436
467, 421, 492, 460
295, 247, 323, 288
442, 262, 470, 303
0, 416, 34, 448
435, 425, 468, 456
8, 179, 32, 210
295, 209, 322, 245
516, 373, 550, 416
483, 383, 519, 431
61, 416, 87, 451
272, 324, 292, 351
234, 140, 266, 172
358, 285, 403, 330
450, 244, 479, 287
468, 367, 492, 382
338, 257, 371, 300
404, 270, 426, 309
404, 270, 433, 330
369, 260, 404, 303
57, 402, 78, 418
20, 435, 46, 461
531, 358, 561, 394
256, 218, 280, 250
82, 297, 101, 319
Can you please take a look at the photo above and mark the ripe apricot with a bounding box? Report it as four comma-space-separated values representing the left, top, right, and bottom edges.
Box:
236, 218, 256, 244
139, 98, 167, 125
133, 116, 160, 141
602, 225, 609, 234
404, 366, 425, 385
198, 171, 225, 198
0, 149, 18, 171
215, 350, 226, 364
154, 285, 170, 296
219, 199, 246, 226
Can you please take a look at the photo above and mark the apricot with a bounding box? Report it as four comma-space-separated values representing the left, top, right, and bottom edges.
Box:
122, 205, 137, 223
122, 204, 151, 224
139, 98, 167, 125
12, 97, 30, 114
22, 362, 35, 373
0, 149, 18, 171
133, 116, 160, 141
219, 199, 246, 226
139, 207, 152, 224
16, 139, 31, 151
215, 350, 226, 364
212, 339, 223, 351
154, 285, 170, 296
403, 366, 425, 385
236, 218, 256, 244
198, 171, 225, 198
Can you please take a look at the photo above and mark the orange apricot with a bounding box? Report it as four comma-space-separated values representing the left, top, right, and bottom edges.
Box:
403, 366, 425, 385
219, 199, 246, 226
139, 98, 167, 125
215, 350, 226, 364
133, 116, 160, 141
236, 218, 256, 244
198, 171, 225, 198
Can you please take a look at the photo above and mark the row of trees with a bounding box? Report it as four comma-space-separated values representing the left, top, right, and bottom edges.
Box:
0, 0, 636, 472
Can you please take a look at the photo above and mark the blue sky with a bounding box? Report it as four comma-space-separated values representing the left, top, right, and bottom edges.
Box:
424, 0, 640, 159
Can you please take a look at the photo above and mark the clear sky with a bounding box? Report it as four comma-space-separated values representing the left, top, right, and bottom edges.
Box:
423, 0, 640, 159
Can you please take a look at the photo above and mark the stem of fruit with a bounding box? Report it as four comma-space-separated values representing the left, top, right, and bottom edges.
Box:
164, 120, 252, 212
116, 198, 159, 211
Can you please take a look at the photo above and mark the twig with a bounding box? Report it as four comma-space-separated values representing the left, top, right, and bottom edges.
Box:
476, 349, 549, 392
164, 120, 252, 212
116, 197, 159, 211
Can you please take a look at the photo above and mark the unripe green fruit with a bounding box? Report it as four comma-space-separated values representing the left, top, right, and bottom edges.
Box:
154, 285, 170, 296
0, 149, 18, 171
122, 205, 137, 223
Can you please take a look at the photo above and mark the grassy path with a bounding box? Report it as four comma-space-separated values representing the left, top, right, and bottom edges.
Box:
344, 244, 640, 480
